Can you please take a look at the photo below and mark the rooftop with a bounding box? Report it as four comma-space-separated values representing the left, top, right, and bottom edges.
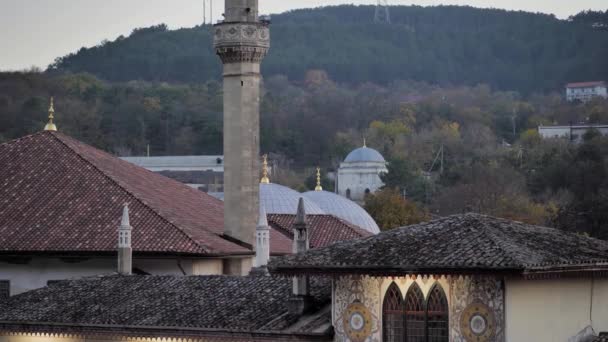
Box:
269, 213, 608, 277
566, 81, 606, 88
268, 214, 373, 255
0, 275, 332, 341
343, 146, 386, 163
0, 131, 247, 257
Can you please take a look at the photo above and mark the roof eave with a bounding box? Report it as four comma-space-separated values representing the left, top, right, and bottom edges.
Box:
0, 321, 333, 342
268, 265, 524, 277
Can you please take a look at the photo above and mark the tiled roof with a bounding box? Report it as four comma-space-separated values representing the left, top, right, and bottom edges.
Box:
0, 131, 249, 256
594, 334, 608, 342
0, 275, 331, 340
566, 81, 606, 88
269, 214, 608, 276
268, 214, 373, 255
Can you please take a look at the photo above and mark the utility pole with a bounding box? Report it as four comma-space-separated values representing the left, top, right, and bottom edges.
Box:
374, 0, 391, 24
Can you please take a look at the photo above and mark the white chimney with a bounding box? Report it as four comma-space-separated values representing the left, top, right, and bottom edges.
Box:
117, 204, 132, 275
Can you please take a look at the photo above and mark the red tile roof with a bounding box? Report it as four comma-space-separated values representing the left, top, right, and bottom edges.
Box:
566, 81, 606, 88
268, 214, 372, 255
0, 131, 250, 256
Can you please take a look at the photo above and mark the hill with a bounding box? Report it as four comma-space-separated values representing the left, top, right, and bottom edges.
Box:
50, 5, 608, 94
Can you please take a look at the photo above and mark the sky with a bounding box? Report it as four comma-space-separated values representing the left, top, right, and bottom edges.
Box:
1, 0, 606, 71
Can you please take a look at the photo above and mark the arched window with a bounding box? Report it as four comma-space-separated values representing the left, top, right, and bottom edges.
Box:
405, 283, 426, 342
346, 188, 351, 199
383, 283, 404, 342
426, 284, 449, 342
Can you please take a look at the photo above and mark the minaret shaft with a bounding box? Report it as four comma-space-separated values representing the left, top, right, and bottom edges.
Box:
214, 0, 269, 248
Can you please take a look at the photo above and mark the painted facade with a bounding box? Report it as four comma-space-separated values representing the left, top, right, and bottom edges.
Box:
331, 275, 608, 342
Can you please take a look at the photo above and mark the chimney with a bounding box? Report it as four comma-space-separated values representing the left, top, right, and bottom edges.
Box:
250, 204, 270, 276
289, 198, 312, 315
117, 204, 132, 275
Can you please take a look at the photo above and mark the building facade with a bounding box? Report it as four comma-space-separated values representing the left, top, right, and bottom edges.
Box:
336, 144, 388, 203
270, 214, 608, 342
538, 124, 608, 142
566, 81, 607, 102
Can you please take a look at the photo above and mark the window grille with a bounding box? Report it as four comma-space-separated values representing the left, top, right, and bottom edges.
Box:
383, 282, 405, 342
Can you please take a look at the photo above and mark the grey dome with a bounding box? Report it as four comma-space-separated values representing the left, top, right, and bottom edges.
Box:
260, 183, 325, 215
303, 191, 380, 234
344, 147, 385, 163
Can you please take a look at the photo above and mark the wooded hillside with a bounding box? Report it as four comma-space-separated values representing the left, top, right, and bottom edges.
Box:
50, 6, 608, 93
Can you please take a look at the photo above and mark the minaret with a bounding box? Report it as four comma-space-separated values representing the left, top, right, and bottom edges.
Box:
214, 0, 270, 248
44, 97, 57, 131
117, 204, 132, 275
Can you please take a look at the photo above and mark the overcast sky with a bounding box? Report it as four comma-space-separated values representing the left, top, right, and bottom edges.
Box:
1, 0, 606, 71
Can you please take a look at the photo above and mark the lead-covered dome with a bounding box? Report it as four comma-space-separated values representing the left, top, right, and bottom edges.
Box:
260, 183, 325, 215
303, 190, 380, 234
344, 146, 385, 163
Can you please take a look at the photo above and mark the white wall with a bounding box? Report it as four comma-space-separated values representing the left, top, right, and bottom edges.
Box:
337, 162, 387, 202
505, 278, 608, 342
0, 256, 226, 296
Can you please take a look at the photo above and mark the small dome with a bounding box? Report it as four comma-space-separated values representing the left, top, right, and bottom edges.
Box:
260, 183, 325, 215
344, 147, 385, 163
303, 191, 380, 234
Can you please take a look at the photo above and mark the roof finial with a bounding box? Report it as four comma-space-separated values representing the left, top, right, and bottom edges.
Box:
315, 167, 323, 191
44, 97, 57, 131
260, 154, 270, 184
363, 137, 367, 148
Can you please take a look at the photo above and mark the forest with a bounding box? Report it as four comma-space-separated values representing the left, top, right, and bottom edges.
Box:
1, 6, 608, 238
1, 70, 607, 238
49, 6, 608, 94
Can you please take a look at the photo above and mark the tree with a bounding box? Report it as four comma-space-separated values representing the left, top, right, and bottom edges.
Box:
364, 188, 429, 230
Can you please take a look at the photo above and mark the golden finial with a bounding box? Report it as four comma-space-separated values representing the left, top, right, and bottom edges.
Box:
260, 154, 270, 184
363, 137, 367, 147
44, 97, 57, 131
315, 167, 323, 191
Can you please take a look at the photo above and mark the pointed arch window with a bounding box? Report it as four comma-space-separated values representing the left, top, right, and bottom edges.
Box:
383, 282, 405, 342
405, 283, 426, 342
382, 282, 449, 342
426, 284, 449, 342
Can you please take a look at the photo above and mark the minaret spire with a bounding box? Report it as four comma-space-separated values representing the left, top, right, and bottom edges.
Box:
44, 97, 58, 131
260, 154, 270, 184
117, 204, 132, 275
315, 167, 323, 191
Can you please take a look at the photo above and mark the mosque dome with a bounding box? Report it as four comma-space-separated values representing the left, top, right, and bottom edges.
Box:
303, 190, 380, 234
260, 183, 325, 215
344, 146, 385, 163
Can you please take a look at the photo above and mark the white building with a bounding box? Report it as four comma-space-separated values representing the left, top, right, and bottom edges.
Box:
336, 143, 388, 203
566, 81, 607, 102
538, 124, 608, 143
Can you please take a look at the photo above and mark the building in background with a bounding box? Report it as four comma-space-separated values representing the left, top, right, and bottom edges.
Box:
538, 124, 608, 143
336, 142, 388, 203
566, 81, 607, 102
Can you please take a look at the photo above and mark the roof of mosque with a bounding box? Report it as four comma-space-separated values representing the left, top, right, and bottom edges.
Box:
0, 275, 332, 341
344, 146, 386, 163
0, 131, 248, 256
268, 214, 373, 254
260, 183, 325, 215
302, 191, 380, 234
269, 213, 608, 277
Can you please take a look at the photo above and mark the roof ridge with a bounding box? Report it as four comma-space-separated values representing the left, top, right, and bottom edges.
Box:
48, 132, 213, 254
0, 130, 46, 149
474, 216, 533, 267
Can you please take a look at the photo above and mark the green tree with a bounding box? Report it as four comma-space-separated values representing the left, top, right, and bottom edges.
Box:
364, 188, 429, 230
